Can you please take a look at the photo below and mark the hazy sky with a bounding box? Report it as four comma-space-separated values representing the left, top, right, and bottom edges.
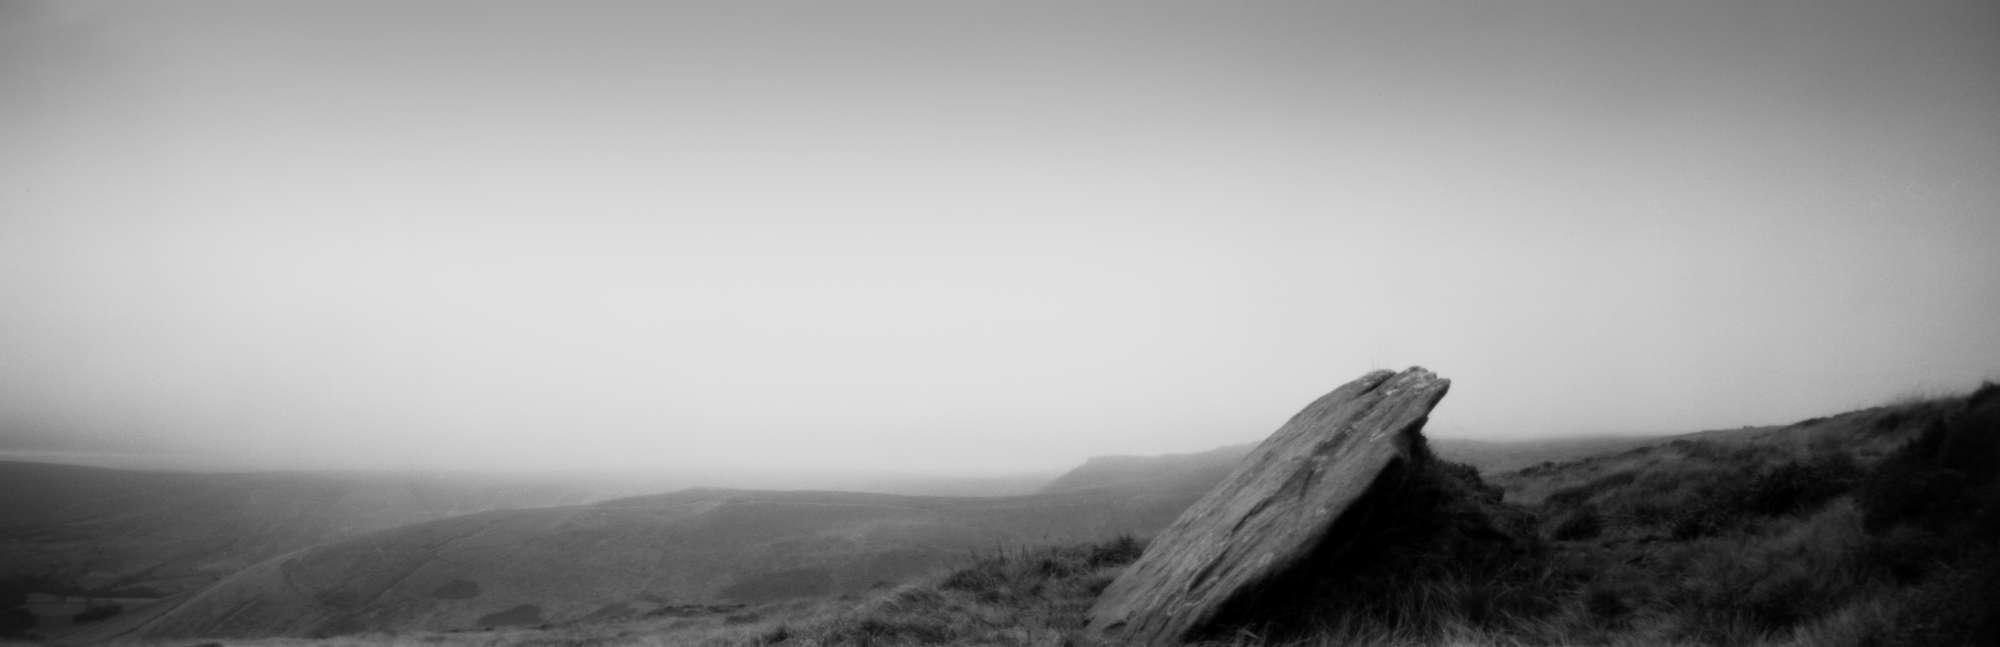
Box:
3, 0, 1997, 477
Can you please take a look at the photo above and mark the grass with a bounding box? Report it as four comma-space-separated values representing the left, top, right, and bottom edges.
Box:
731, 536, 1140, 646
1512, 383, 1998, 647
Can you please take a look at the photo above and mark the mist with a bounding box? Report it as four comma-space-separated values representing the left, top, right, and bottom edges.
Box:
3, 0, 1997, 481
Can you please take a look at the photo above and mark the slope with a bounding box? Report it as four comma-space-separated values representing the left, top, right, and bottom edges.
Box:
121, 481, 1211, 640
0, 462, 638, 640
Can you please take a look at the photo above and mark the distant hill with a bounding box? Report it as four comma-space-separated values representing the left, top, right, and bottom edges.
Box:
121, 484, 1213, 640
1038, 444, 1252, 494
98, 434, 1685, 638
0, 458, 1057, 599
1425, 435, 1667, 473
1489, 398, 1953, 505
0, 463, 622, 602
1038, 434, 1672, 496
0, 460, 1079, 642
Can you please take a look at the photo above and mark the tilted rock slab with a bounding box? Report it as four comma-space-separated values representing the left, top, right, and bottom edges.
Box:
1086, 367, 1451, 644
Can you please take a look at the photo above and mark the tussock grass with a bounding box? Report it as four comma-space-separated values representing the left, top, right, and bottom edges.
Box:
744, 536, 1140, 646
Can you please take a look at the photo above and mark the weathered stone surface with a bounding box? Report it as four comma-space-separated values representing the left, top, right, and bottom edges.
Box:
1086, 367, 1451, 644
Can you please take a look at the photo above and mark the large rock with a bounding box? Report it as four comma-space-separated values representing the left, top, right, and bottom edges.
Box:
1086, 367, 1451, 644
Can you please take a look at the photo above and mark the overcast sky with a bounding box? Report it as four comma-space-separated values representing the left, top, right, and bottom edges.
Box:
2, 0, 1996, 477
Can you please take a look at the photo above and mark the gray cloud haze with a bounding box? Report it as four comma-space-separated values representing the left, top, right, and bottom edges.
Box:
3, 0, 1997, 477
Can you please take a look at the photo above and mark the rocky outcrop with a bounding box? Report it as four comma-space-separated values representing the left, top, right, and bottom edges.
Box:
1086, 367, 1451, 644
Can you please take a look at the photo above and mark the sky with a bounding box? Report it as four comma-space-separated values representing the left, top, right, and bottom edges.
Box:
2, 0, 1997, 478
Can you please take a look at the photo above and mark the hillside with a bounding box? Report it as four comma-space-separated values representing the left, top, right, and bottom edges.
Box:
1040, 435, 1673, 496
0, 464, 626, 595
0, 463, 642, 640
1426, 435, 1668, 474
0, 448, 1173, 642
1038, 444, 1251, 494
111, 478, 1214, 641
